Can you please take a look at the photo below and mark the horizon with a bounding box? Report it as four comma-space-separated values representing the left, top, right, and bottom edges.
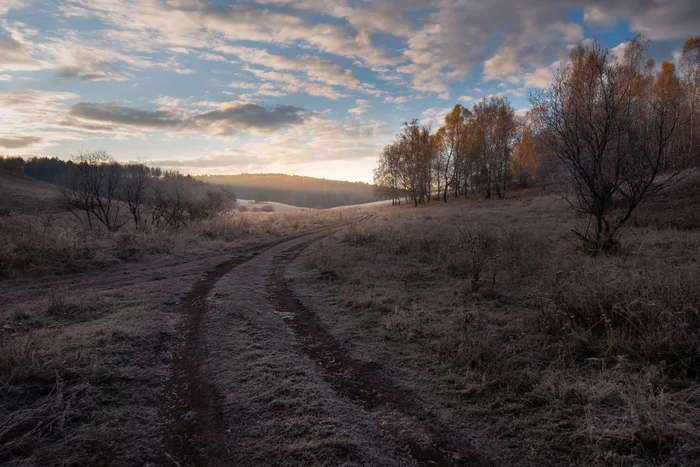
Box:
0, 1, 697, 183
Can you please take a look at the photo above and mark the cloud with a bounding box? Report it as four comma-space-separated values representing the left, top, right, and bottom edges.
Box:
2, 0, 699, 172
199, 53, 230, 63
43, 35, 157, 81
0, 135, 41, 148
150, 117, 391, 175
192, 102, 308, 135
65, 100, 309, 137
0, 89, 77, 115
384, 95, 413, 105
482, 20, 583, 84
520, 60, 561, 88
419, 106, 453, 128
0, 36, 39, 71
583, 7, 615, 28
69, 102, 183, 128
174, 67, 195, 74
242, 66, 349, 99
228, 81, 258, 89
0, 90, 100, 152
348, 99, 370, 115
5, 0, 700, 99
217, 45, 362, 90
583, 1, 700, 40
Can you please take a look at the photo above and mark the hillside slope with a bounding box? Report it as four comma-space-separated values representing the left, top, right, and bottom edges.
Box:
198, 173, 375, 209
0, 169, 60, 214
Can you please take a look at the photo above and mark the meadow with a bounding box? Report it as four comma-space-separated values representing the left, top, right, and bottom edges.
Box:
294, 181, 700, 465
1, 169, 698, 465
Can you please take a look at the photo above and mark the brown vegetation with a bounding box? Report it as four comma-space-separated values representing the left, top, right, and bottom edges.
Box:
293, 180, 700, 465
0, 174, 355, 465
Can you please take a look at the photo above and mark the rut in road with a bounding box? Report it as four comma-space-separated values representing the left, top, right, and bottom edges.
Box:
268, 242, 486, 467
158, 219, 364, 466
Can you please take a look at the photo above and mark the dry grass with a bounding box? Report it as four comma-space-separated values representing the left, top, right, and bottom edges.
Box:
0, 196, 361, 465
1, 289, 164, 465
4, 177, 697, 464
0, 206, 351, 279
293, 186, 700, 465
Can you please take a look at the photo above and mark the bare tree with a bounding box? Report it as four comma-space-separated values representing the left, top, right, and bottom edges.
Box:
150, 172, 191, 229
531, 36, 690, 253
60, 150, 127, 232
119, 163, 154, 230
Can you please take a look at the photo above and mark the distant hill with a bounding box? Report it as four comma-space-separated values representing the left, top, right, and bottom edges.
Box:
197, 173, 376, 208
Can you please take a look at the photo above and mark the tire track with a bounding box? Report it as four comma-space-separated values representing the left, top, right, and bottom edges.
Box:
268, 241, 486, 467
158, 219, 368, 466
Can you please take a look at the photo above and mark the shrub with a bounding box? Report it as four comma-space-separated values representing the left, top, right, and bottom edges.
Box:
536, 261, 700, 375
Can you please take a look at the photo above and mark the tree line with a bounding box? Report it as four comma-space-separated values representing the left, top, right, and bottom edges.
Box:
1, 155, 75, 184
1, 151, 235, 231
373, 96, 554, 207
374, 35, 700, 252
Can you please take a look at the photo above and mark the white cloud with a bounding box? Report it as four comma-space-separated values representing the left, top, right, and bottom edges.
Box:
348, 99, 370, 115
419, 106, 452, 128
242, 66, 349, 100
520, 61, 560, 88
384, 95, 413, 105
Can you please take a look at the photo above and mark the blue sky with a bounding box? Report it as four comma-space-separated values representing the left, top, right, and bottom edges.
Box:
0, 0, 696, 182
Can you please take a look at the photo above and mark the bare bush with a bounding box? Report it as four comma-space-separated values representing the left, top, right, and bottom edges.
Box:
150, 172, 233, 229
0, 215, 95, 277
339, 223, 378, 246
537, 261, 700, 374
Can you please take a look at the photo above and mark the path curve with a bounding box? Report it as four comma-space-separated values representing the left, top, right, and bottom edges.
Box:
158, 221, 354, 466
159, 215, 485, 466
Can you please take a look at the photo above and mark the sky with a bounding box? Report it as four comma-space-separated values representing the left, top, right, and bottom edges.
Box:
0, 0, 697, 182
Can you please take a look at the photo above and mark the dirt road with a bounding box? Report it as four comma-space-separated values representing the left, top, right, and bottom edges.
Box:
160, 220, 484, 466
